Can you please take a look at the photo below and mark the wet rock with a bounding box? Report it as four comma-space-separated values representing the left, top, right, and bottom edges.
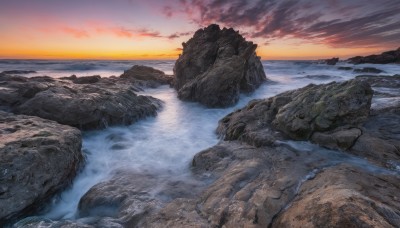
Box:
173, 24, 266, 108
0, 74, 162, 130
120, 65, 173, 87
144, 140, 400, 227
348, 47, 400, 64
218, 79, 373, 144
0, 111, 83, 226
324, 57, 339, 65
72, 75, 101, 84
311, 128, 362, 150
273, 164, 400, 227
338, 66, 353, 71
78, 171, 207, 227
356, 74, 400, 88
354, 67, 383, 74
1, 70, 36, 75
298, 75, 342, 80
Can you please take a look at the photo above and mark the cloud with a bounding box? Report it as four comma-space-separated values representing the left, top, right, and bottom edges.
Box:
167, 32, 192, 39
172, 0, 400, 48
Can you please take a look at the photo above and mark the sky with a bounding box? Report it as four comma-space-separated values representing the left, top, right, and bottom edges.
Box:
0, 0, 399, 60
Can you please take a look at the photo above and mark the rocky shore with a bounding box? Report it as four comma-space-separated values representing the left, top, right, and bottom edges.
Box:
0, 65, 171, 225
0, 65, 171, 130
1, 25, 400, 228
348, 47, 400, 64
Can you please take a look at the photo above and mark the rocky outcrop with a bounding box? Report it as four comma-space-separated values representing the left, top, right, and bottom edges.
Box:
139, 141, 400, 228
324, 57, 339, 65
120, 65, 173, 87
0, 73, 163, 130
0, 111, 83, 226
348, 47, 400, 64
354, 67, 383, 74
77, 171, 208, 227
217, 79, 373, 144
173, 24, 266, 107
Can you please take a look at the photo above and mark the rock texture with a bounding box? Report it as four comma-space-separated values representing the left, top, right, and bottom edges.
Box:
77, 171, 208, 228
0, 111, 83, 226
217, 79, 373, 144
0, 72, 163, 130
348, 47, 400, 64
354, 67, 383, 74
324, 57, 339, 65
120, 65, 173, 87
173, 24, 266, 108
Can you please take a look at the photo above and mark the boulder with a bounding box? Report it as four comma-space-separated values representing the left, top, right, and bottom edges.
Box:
120, 65, 173, 87
0, 111, 83, 226
324, 57, 339, 65
0, 74, 163, 130
217, 79, 373, 144
78, 171, 207, 227
173, 24, 266, 107
354, 67, 383, 74
348, 47, 400, 64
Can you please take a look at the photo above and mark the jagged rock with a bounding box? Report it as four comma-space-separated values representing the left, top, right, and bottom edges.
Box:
273, 164, 400, 227
0, 73, 162, 130
78, 171, 207, 227
354, 67, 383, 74
0, 111, 83, 226
142, 141, 400, 227
173, 24, 266, 107
120, 65, 173, 87
324, 57, 339, 65
348, 47, 400, 64
217, 79, 373, 143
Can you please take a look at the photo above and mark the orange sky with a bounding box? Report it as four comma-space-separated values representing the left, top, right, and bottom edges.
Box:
0, 0, 398, 60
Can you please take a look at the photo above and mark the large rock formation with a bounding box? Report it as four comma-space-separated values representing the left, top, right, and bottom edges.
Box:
348, 47, 400, 64
0, 111, 83, 226
0, 71, 163, 130
217, 79, 373, 143
173, 24, 266, 108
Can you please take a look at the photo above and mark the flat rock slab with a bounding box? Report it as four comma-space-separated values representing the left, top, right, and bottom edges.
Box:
0, 72, 163, 130
0, 111, 83, 226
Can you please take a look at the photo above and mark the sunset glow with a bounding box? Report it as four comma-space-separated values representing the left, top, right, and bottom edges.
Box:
0, 0, 399, 60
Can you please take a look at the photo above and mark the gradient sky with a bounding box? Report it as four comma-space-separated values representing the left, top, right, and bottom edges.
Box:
0, 0, 399, 60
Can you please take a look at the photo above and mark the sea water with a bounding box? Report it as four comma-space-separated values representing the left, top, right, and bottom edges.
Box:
1, 59, 399, 220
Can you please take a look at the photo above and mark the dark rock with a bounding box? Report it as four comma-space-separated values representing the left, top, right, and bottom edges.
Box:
173, 24, 266, 107
78, 171, 207, 227
356, 74, 400, 88
1, 70, 36, 75
143, 141, 400, 227
0, 74, 163, 130
217, 80, 373, 143
354, 67, 383, 74
324, 57, 339, 65
338, 66, 353, 71
73, 75, 101, 84
0, 111, 83, 226
120, 65, 173, 87
298, 75, 342, 80
273, 164, 400, 227
348, 47, 400, 64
